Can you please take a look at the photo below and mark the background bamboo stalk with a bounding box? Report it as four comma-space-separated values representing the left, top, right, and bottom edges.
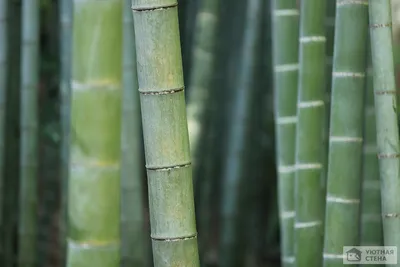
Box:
360, 44, 383, 257
120, 0, 148, 265
294, 0, 327, 265
18, 0, 40, 265
131, 0, 200, 266
369, 0, 400, 263
219, 0, 262, 266
59, 0, 72, 263
323, 1, 368, 266
271, 0, 299, 266
67, 0, 122, 266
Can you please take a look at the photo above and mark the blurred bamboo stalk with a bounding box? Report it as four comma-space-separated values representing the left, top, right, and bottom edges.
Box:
369, 0, 400, 264
120, 0, 147, 266
271, 0, 299, 266
67, 0, 123, 266
18, 0, 40, 266
294, 0, 327, 265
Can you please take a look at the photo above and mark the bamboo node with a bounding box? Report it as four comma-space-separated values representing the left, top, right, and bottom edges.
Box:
282, 256, 295, 264
326, 195, 360, 204
273, 9, 299, 17
337, 0, 368, 6
374, 90, 398, 95
276, 116, 297, 125
151, 233, 197, 242
370, 22, 392, 29
67, 239, 119, 250
146, 162, 191, 171
323, 253, 345, 259
332, 71, 365, 78
280, 211, 295, 219
384, 213, 400, 218
299, 36, 326, 43
296, 163, 323, 170
139, 86, 184, 95
278, 165, 296, 173
294, 221, 322, 228
377, 153, 400, 159
298, 100, 324, 108
131, 2, 178, 12
329, 136, 363, 142
274, 63, 299, 72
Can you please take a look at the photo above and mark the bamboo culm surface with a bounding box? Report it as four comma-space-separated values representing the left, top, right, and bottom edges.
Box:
360, 44, 383, 254
121, 0, 147, 265
369, 0, 400, 264
131, 0, 200, 266
323, 1, 368, 266
67, 0, 122, 266
18, 0, 39, 266
294, 0, 327, 265
59, 0, 73, 262
271, 0, 299, 266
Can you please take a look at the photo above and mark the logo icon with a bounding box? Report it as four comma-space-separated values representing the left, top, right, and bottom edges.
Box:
346, 248, 362, 262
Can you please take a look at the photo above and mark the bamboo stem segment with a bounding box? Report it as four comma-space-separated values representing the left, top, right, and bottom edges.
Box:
131, 1, 200, 266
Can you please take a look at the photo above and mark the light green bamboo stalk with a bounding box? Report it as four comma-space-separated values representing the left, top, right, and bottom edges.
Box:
323, 1, 369, 266
59, 0, 73, 263
67, 0, 122, 266
294, 0, 327, 265
219, 0, 262, 266
131, 1, 200, 266
369, 0, 400, 263
120, 0, 147, 266
18, 0, 39, 266
360, 45, 383, 260
0, 0, 8, 256
271, 0, 299, 266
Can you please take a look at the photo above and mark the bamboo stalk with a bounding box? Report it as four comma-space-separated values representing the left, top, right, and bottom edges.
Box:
271, 0, 299, 266
120, 0, 147, 266
131, 1, 200, 266
219, 0, 262, 266
323, 1, 369, 266
67, 0, 122, 266
59, 0, 73, 263
18, 0, 40, 265
369, 0, 400, 263
294, 0, 327, 265
360, 45, 383, 253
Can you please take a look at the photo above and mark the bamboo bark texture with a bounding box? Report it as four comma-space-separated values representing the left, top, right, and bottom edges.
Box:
18, 0, 40, 266
131, 0, 200, 266
323, 1, 368, 266
294, 0, 327, 265
271, 0, 299, 266
121, 0, 147, 265
369, 0, 400, 264
67, 0, 123, 266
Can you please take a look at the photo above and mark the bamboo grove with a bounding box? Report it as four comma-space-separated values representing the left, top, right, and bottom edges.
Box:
1, 0, 400, 266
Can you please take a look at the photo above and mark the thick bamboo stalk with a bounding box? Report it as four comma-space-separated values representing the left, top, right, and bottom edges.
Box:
18, 0, 40, 266
360, 46, 383, 253
59, 0, 73, 263
271, 0, 299, 266
0, 0, 8, 256
219, 0, 262, 266
131, 1, 200, 266
369, 0, 400, 263
323, 1, 369, 266
294, 0, 327, 265
120, 0, 147, 266
67, 0, 122, 266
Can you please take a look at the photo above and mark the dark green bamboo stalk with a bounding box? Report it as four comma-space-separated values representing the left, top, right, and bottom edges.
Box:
294, 0, 327, 265
369, 0, 400, 263
0, 0, 8, 256
59, 0, 73, 263
323, 1, 368, 266
271, 0, 299, 266
18, 0, 40, 266
219, 0, 262, 266
131, 1, 200, 266
67, 0, 122, 266
360, 48, 383, 253
120, 0, 147, 266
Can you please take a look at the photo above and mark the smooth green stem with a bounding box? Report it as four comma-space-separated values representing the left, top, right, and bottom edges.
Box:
120, 0, 147, 266
67, 1, 122, 266
18, 0, 40, 266
59, 0, 73, 263
323, 1, 369, 267
131, 1, 200, 266
369, 0, 400, 264
271, 0, 299, 266
294, 0, 327, 265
